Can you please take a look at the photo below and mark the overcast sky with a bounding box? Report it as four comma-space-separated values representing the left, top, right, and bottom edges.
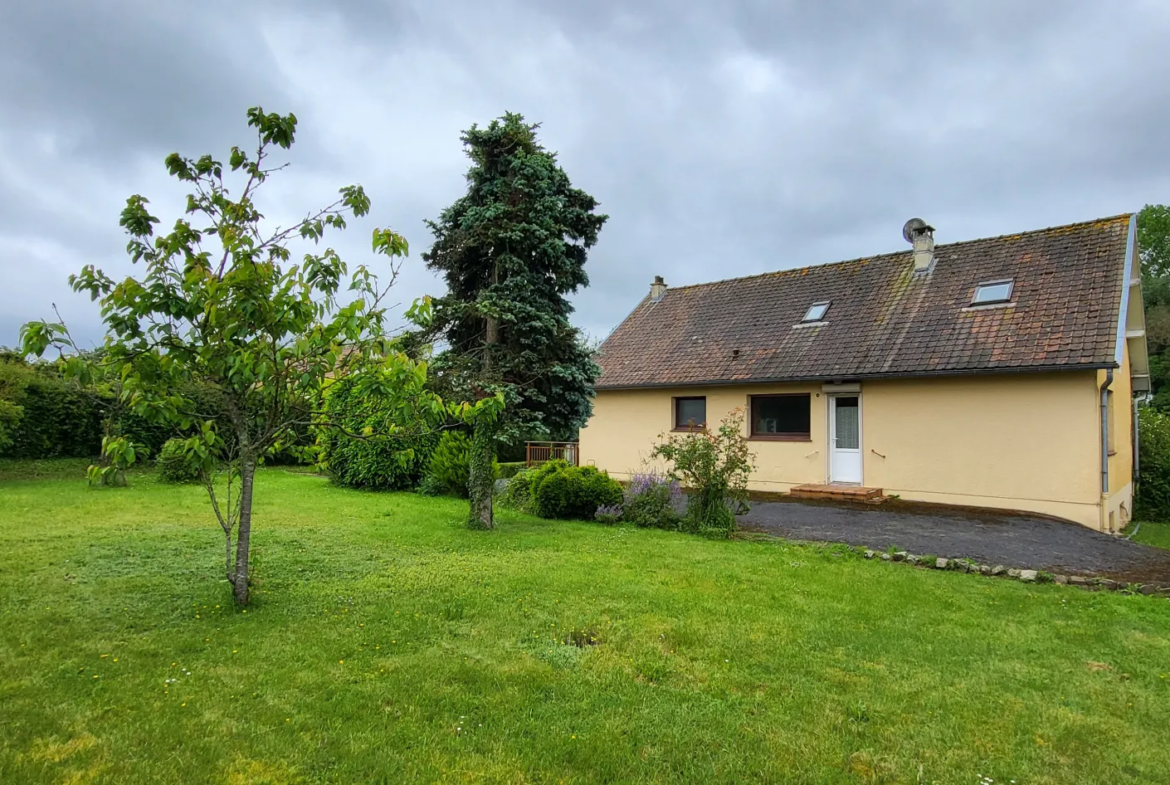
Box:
3, 0, 1170, 349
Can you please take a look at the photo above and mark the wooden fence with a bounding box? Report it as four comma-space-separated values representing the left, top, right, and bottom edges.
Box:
525, 441, 579, 467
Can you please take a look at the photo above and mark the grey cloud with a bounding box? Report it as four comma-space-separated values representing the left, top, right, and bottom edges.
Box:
2, 0, 1170, 349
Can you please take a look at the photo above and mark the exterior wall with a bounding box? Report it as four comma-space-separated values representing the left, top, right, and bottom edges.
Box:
1101, 341, 1135, 532
861, 374, 1102, 528
579, 382, 829, 489
581, 371, 1113, 529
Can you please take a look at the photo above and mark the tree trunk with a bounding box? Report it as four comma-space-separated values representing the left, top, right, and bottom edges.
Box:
231, 456, 256, 605
467, 419, 495, 530
467, 258, 500, 530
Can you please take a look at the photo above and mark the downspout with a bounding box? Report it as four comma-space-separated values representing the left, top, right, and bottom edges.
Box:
1133, 397, 1140, 480
1100, 369, 1113, 496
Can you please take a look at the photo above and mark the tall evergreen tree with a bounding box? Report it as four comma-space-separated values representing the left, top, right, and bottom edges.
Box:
423, 113, 607, 529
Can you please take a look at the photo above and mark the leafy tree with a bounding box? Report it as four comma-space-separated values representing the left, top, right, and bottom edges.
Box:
1139, 205, 1170, 408
1138, 204, 1170, 278
422, 113, 607, 529
0, 354, 32, 453
19, 107, 495, 605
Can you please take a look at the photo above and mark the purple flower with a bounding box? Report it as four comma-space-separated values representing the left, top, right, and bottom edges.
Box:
595, 504, 623, 524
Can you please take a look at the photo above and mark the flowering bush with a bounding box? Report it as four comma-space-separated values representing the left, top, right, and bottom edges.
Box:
623, 471, 681, 529
594, 504, 623, 524
651, 408, 754, 537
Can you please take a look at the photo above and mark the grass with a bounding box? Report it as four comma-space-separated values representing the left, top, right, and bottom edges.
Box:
1128, 520, 1170, 551
1, 466, 1168, 784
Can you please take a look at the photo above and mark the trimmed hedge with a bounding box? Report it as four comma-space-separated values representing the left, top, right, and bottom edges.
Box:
496, 462, 527, 480
316, 376, 437, 491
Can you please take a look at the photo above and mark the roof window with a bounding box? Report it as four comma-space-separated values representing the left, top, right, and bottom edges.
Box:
802, 302, 830, 322
971, 280, 1014, 305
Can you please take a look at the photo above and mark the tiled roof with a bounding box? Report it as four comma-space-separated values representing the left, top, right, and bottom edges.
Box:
596, 215, 1131, 389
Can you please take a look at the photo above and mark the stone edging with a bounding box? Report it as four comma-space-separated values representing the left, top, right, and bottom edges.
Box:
860, 548, 1170, 597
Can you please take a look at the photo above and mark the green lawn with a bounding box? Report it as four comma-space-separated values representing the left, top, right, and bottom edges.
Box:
1, 466, 1169, 784
1129, 521, 1170, 551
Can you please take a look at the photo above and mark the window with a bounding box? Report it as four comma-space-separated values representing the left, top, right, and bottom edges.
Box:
673, 396, 706, 430
750, 394, 811, 440
802, 301, 830, 322
971, 279, 1014, 305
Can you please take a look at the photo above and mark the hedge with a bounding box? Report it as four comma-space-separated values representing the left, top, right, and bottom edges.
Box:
315, 376, 437, 491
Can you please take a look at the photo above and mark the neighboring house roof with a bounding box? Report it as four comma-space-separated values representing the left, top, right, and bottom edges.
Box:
596, 215, 1133, 390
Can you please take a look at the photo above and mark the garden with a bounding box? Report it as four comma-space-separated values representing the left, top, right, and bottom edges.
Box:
2, 461, 1170, 784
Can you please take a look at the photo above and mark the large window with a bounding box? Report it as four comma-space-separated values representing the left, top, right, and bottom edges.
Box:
673, 396, 707, 430
750, 394, 811, 440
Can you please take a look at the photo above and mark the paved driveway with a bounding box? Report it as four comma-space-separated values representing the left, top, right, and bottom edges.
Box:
740, 498, 1170, 583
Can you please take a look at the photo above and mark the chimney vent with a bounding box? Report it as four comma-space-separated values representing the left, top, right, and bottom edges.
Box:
649, 275, 668, 302
902, 218, 936, 273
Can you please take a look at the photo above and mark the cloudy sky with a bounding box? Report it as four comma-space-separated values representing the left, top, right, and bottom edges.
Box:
3, 0, 1170, 349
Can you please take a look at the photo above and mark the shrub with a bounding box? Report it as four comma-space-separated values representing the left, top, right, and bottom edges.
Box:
316, 376, 437, 490
534, 464, 623, 521
157, 438, 202, 484
624, 471, 682, 529
497, 460, 568, 514
651, 408, 755, 537
1137, 405, 1170, 521
497, 461, 527, 480
595, 504, 623, 524
423, 430, 498, 498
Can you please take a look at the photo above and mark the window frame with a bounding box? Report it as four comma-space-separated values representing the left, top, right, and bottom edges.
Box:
971, 279, 1014, 306
672, 396, 707, 432
748, 393, 812, 441
801, 301, 831, 322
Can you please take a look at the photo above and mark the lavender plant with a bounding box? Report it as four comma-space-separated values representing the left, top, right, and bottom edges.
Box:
623, 471, 682, 530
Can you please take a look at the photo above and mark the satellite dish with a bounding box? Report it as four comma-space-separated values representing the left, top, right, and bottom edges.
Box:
902, 218, 933, 244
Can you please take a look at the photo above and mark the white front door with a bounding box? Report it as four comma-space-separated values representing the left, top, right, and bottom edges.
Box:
829, 395, 862, 484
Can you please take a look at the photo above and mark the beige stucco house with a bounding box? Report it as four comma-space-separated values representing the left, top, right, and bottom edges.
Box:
580, 216, 1150, 532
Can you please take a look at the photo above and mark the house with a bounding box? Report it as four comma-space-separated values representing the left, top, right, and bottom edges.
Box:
579, 215, 1150, 532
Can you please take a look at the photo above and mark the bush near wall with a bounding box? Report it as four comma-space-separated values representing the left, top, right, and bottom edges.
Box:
316, 376, 437, 491
1136, 406, 1170, 521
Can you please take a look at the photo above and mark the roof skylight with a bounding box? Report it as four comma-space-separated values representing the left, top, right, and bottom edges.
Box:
802, 302, 830, 322
971, 280, 1014, 305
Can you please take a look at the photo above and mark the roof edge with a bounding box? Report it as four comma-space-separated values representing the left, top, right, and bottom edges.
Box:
1115, 214, 1137, 365
595, 363, 1116, 391
641, 213, 1134, 296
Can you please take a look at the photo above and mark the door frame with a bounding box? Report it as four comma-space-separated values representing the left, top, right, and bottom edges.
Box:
826, 392, 863, 485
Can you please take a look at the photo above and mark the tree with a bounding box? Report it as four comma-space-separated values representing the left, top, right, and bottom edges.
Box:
1139, 204, 1170, 278
1139, 205, 1170, 408
421, 113, 607, 529
20, 107, 451, 605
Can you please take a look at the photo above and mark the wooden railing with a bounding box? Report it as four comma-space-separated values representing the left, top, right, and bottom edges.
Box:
525, 441, 580, 467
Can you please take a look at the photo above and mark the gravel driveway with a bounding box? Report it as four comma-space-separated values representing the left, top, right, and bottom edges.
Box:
739, 498, 1170, 583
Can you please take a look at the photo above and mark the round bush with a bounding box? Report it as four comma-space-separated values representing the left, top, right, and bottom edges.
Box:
156, 438, 201, 484
534, 464, 623, 520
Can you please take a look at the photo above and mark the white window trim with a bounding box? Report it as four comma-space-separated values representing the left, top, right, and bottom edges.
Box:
801, 301, 831, 323
971, 279, 1014, 305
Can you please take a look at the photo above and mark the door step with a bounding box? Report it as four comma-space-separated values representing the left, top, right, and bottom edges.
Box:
790, 484, 886, 504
